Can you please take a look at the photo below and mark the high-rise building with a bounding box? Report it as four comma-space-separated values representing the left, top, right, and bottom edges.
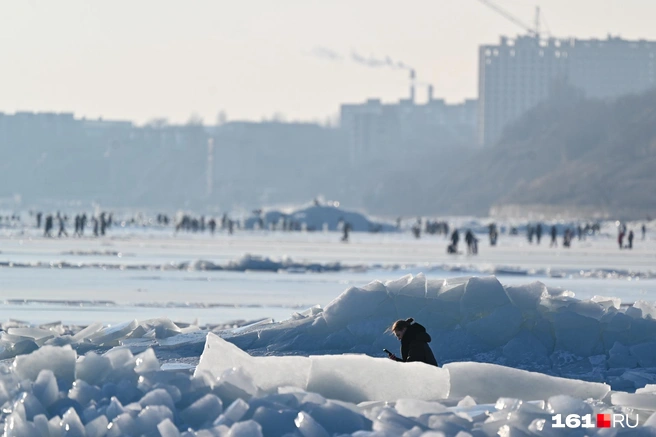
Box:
478, 35, 656, 146
340, 93, 477, 166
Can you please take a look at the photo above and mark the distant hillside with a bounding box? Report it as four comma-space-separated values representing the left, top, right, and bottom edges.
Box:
428, 90, 656, 218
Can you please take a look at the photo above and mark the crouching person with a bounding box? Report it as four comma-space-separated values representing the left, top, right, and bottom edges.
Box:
387, 318, 438, 366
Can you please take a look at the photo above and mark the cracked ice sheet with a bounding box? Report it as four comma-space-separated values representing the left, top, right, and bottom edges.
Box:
195, 332, 449, 403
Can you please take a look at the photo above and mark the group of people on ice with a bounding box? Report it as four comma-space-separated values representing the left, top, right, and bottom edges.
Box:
617, 222, 646, 250
447, 228, 478, 255
37, 211, 112, 238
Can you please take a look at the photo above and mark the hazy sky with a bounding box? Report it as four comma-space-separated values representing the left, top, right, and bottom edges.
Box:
1, 0, 654, 124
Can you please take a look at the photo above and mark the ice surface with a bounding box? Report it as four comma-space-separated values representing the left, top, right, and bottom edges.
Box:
12, 345, 76, 388
33, 370, 59, 408
69, 379, 102, 405
140, 388, 176, 411
0, 340, 650, 436
214, 398, 250, 426
196, 333, 311, 392
322, 285, 390, 329
504, 281, 547, 312
157, 418, 180, 437
552, 311, 602, 357
84, 415, 109, 437
630, 342, 656, 367
4, 273, 656, 435
611, 391, 656, 410
445, 362, 609, 404
396, 273, 428, 298
181, 394, 223, 428
216, 274, 656, 390
460, 276, 511, 320
137, 405, 175, 434
295, 411, 329, 437
197, 333, 448, 403
71, 322, 103, 342
87, 320, 138, 346
60, 407, 86, 437
306, 354, 449, 404
393, 399, 448, 417
7, 327, 54, 343
548, 394, 593, 418
75, 352, 112, 386
226, 420, 263, 436
463, 304, 523, 347
134, 348, 160, 373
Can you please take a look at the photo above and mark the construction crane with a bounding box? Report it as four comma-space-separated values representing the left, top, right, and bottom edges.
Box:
476, 0, 548, 38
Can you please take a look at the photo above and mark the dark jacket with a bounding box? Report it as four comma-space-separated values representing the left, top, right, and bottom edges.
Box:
400, 323, 438, 366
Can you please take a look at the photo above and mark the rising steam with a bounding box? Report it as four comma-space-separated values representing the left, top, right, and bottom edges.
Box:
307, 46, 414, 73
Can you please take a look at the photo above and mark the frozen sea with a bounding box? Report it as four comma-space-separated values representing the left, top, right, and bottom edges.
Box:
1, 224, 654, 325
3, 221, 656, 435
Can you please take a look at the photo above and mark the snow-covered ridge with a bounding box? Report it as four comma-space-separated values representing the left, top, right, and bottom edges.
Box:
5, 275, 656, 435
5, 275, 656, 391
221, 274, 656, 391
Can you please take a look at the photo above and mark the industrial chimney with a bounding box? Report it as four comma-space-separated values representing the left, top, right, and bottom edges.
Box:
428, 84, 434, 102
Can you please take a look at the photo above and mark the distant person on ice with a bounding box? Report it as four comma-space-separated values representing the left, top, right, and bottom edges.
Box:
550, 225, 558, 247
411, 220, 421, 239
386, 318, 438, 367
450, 229, 460, 251
44, 215, 53, 237
488, 223, 498, 246
563, 228, 572, 248
341, 222, 351, 242
57, 215, 68, 238
465, 229, 475, 255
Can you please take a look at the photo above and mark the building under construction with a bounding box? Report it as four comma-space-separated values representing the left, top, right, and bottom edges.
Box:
475, 0, 656, 146
479, 34, 656, 146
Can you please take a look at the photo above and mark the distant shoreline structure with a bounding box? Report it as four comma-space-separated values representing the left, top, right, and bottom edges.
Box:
490, 203, 652, 221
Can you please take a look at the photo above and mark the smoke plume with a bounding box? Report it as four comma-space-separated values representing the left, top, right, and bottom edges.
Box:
307, 47, 414, 73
